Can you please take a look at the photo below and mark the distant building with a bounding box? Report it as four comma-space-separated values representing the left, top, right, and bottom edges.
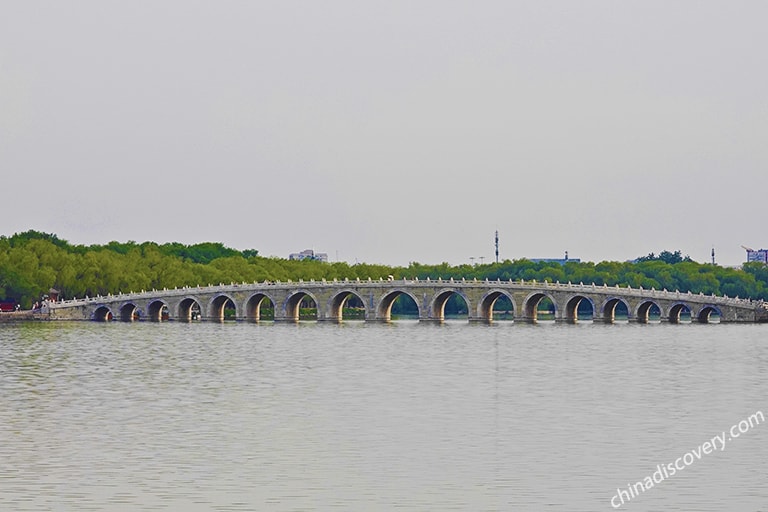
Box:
529, 258, 580, 265
47, 288, 60, 302
289, 249, 328, 262
529, 251, 579, 265
745, 248, 768, 264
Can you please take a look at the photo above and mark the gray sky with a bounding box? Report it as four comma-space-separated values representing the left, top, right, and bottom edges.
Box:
1, 2, 766, 267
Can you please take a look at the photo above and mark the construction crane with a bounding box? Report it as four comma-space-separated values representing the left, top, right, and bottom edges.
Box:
742, 245, 755, 252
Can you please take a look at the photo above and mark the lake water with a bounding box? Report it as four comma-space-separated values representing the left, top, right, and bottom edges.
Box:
1, 320, 766, 511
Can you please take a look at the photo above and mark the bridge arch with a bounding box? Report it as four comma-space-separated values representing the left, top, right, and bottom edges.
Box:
696, 305, 722, 324
282, 291, 319, 321
210, 294, 237, 321
523, 292, 557, 323
696, 304, 723, 324
93, 305, 113, 322
377, 289, 420, 322
328, 290, 366, 322
635, 300, 662, 324
429, 289, 469, 322
119, 302, 140, 322
564, 294, 595, 323
147, 300, 169, 322
599, 297, 630, 323
246, 292, 275, 322
668, 302, 692, 324
178, 297, 203, 321
477, 289, 516, 323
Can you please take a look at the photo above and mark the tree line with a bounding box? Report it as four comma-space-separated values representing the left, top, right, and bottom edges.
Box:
1, 230, 767, 309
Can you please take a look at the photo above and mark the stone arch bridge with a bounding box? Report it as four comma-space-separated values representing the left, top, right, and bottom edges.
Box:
44, 278, 768, 324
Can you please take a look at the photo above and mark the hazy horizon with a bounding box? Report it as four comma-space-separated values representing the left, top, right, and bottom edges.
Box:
2, 2, 766, 267
1, 227, 748, 268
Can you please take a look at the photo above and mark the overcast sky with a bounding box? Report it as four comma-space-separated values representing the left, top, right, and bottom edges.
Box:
1, 2, 766, 266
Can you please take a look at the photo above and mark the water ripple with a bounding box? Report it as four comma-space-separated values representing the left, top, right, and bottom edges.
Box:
1, 321, 766, 511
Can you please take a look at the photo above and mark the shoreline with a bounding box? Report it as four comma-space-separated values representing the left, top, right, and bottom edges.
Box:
0, 312, 49, 323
